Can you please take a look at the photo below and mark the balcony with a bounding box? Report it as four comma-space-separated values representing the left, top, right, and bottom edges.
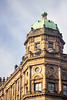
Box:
22, 49, 42, 63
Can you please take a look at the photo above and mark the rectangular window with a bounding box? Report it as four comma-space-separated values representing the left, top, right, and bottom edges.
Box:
48, 42, 53, 48
34, 83, 41, 91
49, 83, 55, 91
36, 43, 40, 49
26, 87, 28, 93
63, 85, 67, 95
62, 70, 66, 80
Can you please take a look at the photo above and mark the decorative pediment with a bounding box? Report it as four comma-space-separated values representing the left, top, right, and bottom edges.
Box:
49, 75, 55, 79
32, 73, 43, 80
34, 75, 41, 80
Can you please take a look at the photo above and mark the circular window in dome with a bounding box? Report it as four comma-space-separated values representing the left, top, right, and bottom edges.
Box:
35, 67, 39, 72
50, 67, 54, 72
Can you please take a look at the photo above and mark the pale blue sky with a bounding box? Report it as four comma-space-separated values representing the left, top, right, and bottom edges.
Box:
0, 0, 67, 78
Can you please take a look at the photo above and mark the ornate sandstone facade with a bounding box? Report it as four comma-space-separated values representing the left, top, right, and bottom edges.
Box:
0, 12, 67, 100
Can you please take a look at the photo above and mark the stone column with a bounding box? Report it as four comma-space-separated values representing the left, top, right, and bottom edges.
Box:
6, 90, 7, 100
43, 64, 46, 92
10, 86, 12, 100
20, 74, 22, 100
23, 72, 25, 95
58, 66, 62, 93
28, 66, 31, 94
15, 81, 17, 100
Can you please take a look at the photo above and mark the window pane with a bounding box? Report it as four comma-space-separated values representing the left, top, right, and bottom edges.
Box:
63, 85, 66, 89
48, 42, 53, 48
52, 84, 54, 88
35, 83, 41, 91
49, 83, 51, 90
35, 67, 39, 72
63, 85, 67, 95
39, 83, 41, 91
49, 83, 55, 91
36, 43, 40, 49
52, 87, 54, 91
62, 70, 66, 80
63, 75, 66, 80
36, 84, 38, 91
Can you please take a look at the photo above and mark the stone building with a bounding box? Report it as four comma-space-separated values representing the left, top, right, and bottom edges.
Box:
0, 12, 67, 100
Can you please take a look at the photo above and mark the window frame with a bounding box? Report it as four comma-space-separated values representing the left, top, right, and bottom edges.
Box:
35, 67, 39, 72
34, 82, 41, 92
63, 84, 67, 95
35, 42, 40, 49
48, 42, 53, 48
62, 69, 66, 80
48, 82, 55, 91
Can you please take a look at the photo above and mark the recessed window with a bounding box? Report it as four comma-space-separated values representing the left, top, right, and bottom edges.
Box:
63, 85, 67, 95
35, 67, 39, 72
27, 72, 28, 76
34, 83, 41, 91
35, 43, 40, 49
26, 87, 28, 93
48, 42, 53, 48
62, 69, 66, 80
49, 83, 55, 91
50, 67, 54, 72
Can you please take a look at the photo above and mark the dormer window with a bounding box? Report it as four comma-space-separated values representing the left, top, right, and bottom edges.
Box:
48, 42, 53, 48
35, 43, 40, 49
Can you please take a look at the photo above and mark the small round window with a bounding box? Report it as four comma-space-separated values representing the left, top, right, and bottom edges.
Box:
35, 67, 39, 72
50, 67, 54, 72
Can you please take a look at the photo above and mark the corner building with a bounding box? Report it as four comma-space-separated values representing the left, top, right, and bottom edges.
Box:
0, 12, 67, 100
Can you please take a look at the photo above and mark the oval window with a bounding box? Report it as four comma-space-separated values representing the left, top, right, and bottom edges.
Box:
35, 67, 39, 72
50, 67, 54, 72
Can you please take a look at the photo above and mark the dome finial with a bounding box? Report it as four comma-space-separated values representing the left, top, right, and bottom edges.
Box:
41, 11, 48, 19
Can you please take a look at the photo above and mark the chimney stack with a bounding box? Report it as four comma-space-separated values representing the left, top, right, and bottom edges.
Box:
3, 77, 5, 82
0, 77, 2, 82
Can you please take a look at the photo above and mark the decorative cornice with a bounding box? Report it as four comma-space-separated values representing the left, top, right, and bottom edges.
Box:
22, 92, 67, 100
24, 31, 65, 45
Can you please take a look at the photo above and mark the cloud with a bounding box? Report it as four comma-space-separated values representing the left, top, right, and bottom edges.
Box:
0, 45, 14, 77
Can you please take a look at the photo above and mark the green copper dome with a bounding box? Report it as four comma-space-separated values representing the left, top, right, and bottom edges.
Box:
31, 12, 60, 32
